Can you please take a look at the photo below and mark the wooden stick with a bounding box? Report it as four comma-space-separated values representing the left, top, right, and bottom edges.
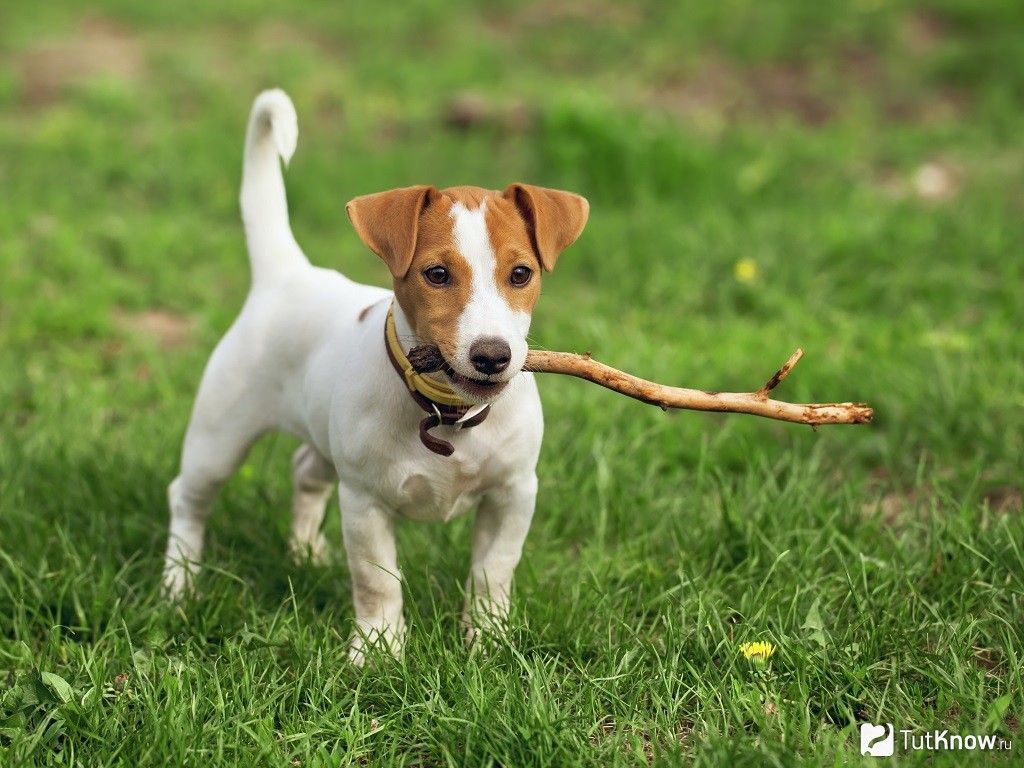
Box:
408, 345, 874, 427
524, 348, 872, 426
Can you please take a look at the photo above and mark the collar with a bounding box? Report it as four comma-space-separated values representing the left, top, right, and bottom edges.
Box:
385, 306, 468, 407
384, 304, 490, 456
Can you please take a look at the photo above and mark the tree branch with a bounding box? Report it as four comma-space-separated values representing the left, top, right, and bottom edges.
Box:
408, 345, 874, 428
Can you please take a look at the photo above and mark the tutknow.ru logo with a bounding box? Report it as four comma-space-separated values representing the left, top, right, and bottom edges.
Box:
861, 723, 894, 756
860, 722, 1012, 757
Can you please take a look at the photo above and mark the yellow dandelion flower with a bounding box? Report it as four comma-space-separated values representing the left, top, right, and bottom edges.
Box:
740, 641, 776, 662
734, 258, 758, 284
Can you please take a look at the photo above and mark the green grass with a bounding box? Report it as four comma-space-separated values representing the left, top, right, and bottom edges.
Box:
1, 0, 1022, 764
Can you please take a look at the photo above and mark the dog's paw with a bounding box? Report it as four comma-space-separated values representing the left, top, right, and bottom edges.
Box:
161, 563, 201, 602
461, 606, 509, 654
348, 620, 406, 667
289, 533, 331, 567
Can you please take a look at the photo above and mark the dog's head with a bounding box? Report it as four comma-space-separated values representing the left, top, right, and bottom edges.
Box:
347, 184, 588, 403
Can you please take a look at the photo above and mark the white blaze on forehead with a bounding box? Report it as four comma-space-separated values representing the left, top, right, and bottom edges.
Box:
450, 201, 531, 377
450, 201, 494, 272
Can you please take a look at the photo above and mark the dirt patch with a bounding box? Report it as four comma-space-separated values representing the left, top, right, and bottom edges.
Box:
649, 39, 966, 128
114, 308, 194, 349
973, 647, 1003, 673
861, 469, 1021, 526
442, 90, 535, 134
488, 0, 641, 35
650, 54, 835, 127
866, 486, 941, 524
588, 717, 693, 763
903, 9, 949, 54
18, 15, 145, 105
749, 62, 834, 125
250, 19, 344, 61
981, 485, 1022, 514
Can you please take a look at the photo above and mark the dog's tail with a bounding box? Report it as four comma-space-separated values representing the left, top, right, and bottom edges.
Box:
240, 89, 307, 281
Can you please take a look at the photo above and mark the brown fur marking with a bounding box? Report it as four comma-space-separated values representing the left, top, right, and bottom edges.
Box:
485, 195, 543, 315
391, 192, 469, 363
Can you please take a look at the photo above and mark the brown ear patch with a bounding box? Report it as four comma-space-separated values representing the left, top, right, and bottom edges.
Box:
504, 183, 589, 272
346, 185, 437, 278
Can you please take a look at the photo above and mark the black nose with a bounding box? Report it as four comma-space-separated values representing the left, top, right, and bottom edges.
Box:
469, 338, 512, 375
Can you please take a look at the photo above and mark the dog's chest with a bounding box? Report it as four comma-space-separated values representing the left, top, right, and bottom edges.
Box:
393, 455, 491, 522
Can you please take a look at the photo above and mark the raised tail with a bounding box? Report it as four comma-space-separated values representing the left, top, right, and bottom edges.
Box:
240, 89, 307, 281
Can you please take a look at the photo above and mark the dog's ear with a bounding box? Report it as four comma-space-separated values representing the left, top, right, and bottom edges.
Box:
504, 183, 589, 272
346, 185, 437, 278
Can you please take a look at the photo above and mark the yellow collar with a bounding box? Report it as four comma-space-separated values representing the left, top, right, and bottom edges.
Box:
385, 306, 470, 407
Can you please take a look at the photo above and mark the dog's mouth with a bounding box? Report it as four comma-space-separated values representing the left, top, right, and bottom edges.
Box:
407, 344, 512, 402
446, 369, 509, 400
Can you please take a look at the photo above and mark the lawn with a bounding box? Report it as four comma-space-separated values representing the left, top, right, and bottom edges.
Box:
1, 0, 1022, 765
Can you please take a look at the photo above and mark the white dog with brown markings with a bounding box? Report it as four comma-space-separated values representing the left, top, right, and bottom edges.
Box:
162, 89, 588, 663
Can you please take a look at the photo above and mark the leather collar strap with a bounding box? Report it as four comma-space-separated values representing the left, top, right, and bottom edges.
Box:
384, 306, 490, 456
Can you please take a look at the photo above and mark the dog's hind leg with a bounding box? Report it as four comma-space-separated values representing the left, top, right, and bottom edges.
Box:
289, 443, 336, 564
163, 424, 264, 598
162, 362, 270, 598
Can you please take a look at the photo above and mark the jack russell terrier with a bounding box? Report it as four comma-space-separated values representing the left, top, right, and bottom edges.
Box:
162, 89, 588, 662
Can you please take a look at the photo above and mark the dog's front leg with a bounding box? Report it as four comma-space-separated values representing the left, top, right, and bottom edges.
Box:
339, 484, 405, 665
463, 473, 538, 646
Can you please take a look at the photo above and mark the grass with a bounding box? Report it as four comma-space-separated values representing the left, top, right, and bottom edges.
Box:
1, 0, 1022, 764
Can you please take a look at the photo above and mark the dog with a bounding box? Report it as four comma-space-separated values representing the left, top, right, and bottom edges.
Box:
162, 89, 588, 662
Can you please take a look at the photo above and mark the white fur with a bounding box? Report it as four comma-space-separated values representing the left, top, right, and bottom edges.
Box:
449, 202, 532, 381
162, 90, 544, 663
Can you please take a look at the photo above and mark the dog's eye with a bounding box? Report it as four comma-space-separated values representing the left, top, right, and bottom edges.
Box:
510, 266, 533, 287
424, 266, 450, 285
